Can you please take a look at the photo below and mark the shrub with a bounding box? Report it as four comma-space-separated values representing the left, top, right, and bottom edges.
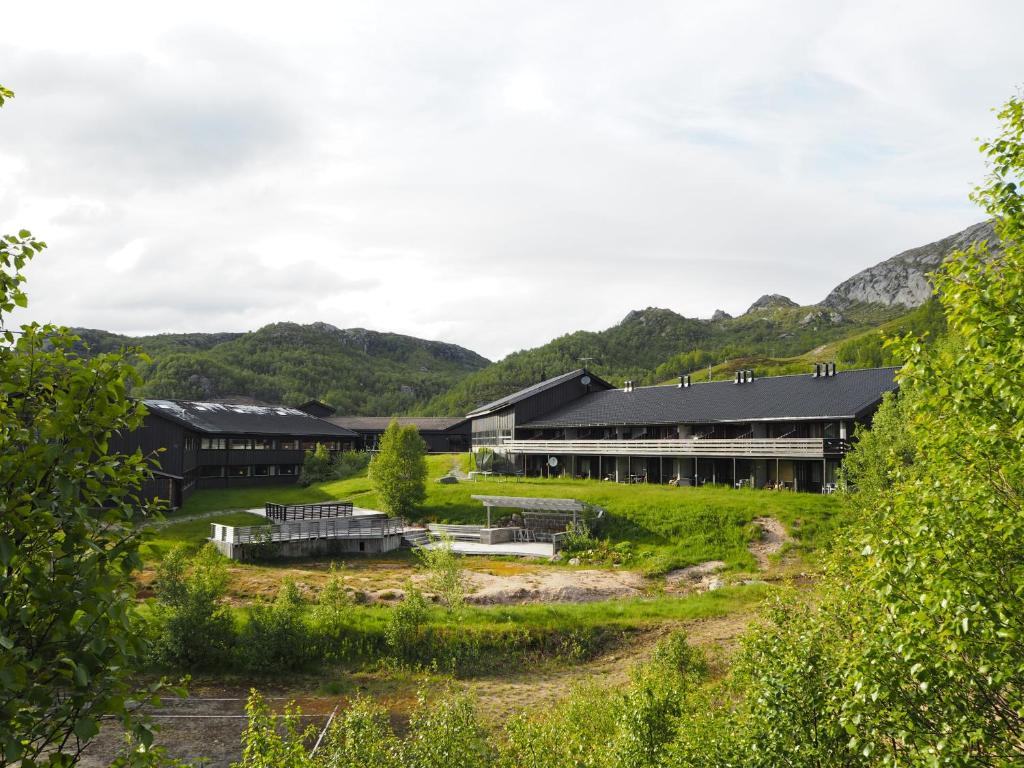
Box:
416, 535, 467, 611
150, 544, 235, 669
240, 579, 310, 672
384, 583, 430, 663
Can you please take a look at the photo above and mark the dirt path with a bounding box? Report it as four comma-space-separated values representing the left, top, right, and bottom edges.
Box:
748, 516, 791, 570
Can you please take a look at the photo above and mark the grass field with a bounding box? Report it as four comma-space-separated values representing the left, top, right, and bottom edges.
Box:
160, 454, 844, 575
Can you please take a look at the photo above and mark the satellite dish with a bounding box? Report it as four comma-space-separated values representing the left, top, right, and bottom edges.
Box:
547, 456, 559, 467
580, 375, 592, 386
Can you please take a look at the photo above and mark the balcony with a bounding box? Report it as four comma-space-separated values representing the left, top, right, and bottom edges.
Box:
499, 437, 850, 459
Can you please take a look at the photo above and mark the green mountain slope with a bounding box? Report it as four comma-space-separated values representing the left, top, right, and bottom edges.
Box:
72, 322, 490, 414
418, 299, 909, 415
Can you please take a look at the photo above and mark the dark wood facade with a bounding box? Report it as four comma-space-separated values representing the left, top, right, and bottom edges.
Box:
467, 367, 897, 492
110, 401, 358, 509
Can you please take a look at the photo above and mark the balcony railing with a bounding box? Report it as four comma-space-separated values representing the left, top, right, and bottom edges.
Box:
499, 437, 849, 459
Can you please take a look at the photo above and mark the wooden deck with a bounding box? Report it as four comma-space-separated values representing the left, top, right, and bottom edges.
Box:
500, 437, 849, 458
211, 515, 402, 545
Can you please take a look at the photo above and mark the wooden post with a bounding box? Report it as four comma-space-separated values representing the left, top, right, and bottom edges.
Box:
732, 457, 736, 487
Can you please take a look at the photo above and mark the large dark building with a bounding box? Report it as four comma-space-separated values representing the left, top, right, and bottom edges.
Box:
324, 416, 470, 453
111, 400, 358, 507
467, 365, 898, 492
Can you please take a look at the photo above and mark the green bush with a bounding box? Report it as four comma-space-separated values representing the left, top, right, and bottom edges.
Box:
240, 580, 310, 672
149, 544, 235, 670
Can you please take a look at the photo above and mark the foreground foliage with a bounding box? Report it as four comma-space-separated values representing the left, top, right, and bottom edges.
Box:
0, 87, 164, 767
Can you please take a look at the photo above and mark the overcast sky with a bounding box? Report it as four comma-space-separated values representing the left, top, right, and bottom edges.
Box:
2, 2, 1022, 360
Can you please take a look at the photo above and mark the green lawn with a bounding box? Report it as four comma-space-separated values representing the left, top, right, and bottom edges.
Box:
167, 454, 844, 574
143, 511, 267, 560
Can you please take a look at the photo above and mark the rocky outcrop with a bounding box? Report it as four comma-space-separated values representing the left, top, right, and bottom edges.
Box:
711, 309, 733, 322
822, 221, 999, 309
745, 294, 798, 313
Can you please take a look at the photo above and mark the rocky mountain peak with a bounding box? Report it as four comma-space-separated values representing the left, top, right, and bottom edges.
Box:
745, 294, 798, 313
822, 220, 1000, 310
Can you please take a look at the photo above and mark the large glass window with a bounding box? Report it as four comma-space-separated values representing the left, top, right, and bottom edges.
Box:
253, 438, 274, 450
253, 464, 274, 476
229, 438, 251, 450
228, 465, 250, 477
300, 439, 317, 451
278, 464, 297, 476
200, 438, 227, 450
199, 465, 224, 478
278, 439, 299, 450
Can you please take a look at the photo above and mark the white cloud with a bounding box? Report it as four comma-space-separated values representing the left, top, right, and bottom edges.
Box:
2, 1, 1022, 360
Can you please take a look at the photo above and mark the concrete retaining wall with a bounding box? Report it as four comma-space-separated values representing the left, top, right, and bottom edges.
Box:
211, 533, 403, 562
479, 527, 517, 545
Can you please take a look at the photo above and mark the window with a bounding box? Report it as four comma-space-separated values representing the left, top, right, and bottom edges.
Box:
278, 464, 297, 476
200, 438, 226, 450
300, 439, 317, 451
228, 465, 250, 477
253, 438, 274, 450
279, 439, 299, 450
229, 438, 251, 450
199, 465, 224, 478
184, 436, 198, 451
321, 440, 339, 451
253, 464, 275, 476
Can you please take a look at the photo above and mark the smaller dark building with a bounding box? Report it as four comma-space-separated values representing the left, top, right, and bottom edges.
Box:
111, 400, 358, 508
323, 416, 471, 453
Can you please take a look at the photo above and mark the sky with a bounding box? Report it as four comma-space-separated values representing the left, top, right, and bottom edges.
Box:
2, 1, 1022, 361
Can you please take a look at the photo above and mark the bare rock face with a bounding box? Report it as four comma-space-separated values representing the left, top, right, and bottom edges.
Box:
745, 294, 798, 313
822, 221, 999, 309
711, 309, 733, 322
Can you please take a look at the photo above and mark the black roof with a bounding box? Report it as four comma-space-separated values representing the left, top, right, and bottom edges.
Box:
142, 400, 359, 437
466, 368, 615, 418
327, 416, 469, 433
520, 367, 899, 427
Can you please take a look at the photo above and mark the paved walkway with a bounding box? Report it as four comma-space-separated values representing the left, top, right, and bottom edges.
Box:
422, 540, 554, 558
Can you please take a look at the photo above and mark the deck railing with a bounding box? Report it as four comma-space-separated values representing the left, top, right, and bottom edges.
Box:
500, 437, 850, 458
265, 501, 354, 521
211, 515, 402, 545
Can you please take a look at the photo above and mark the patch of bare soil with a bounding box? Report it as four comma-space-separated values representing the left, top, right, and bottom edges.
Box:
466, 612, 758, 723
748, 516, 791, 571
460, 568, 647, 605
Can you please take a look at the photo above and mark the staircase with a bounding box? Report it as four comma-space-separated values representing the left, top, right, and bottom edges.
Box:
401, 528, 430, 548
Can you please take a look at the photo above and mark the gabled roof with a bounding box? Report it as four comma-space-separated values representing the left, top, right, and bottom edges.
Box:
520, 367, 899, 427
466, 368, 615, 418
142, 400, 359, 437
327, 416, 469, 433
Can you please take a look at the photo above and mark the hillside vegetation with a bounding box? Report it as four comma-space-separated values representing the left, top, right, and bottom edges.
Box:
73, 322, 490, 414
422, 300, 907, 414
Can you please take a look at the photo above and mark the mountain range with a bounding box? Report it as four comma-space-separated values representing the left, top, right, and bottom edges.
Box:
73, 220, 997, 416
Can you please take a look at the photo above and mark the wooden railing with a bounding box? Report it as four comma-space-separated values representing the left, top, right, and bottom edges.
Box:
211, 515, 402, 545
265, 501, 353, 521
500, 437, 850, 458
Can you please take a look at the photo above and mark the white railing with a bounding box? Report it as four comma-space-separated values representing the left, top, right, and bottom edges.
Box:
211, 516, 403, 545
500, 438, 848, 458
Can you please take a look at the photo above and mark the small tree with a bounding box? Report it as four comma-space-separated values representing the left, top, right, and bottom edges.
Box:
416, 535, 467, 611
0, 84, 166, 766
150, 544, 235, 670
299, 442, 334, 486
368, 421, 427, 515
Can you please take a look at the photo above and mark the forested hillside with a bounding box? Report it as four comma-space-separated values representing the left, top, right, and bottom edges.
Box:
420, 299, 908, 415
72, 322, 490, 414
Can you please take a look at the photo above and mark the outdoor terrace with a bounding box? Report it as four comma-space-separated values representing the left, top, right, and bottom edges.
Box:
501, 437, 850, 459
